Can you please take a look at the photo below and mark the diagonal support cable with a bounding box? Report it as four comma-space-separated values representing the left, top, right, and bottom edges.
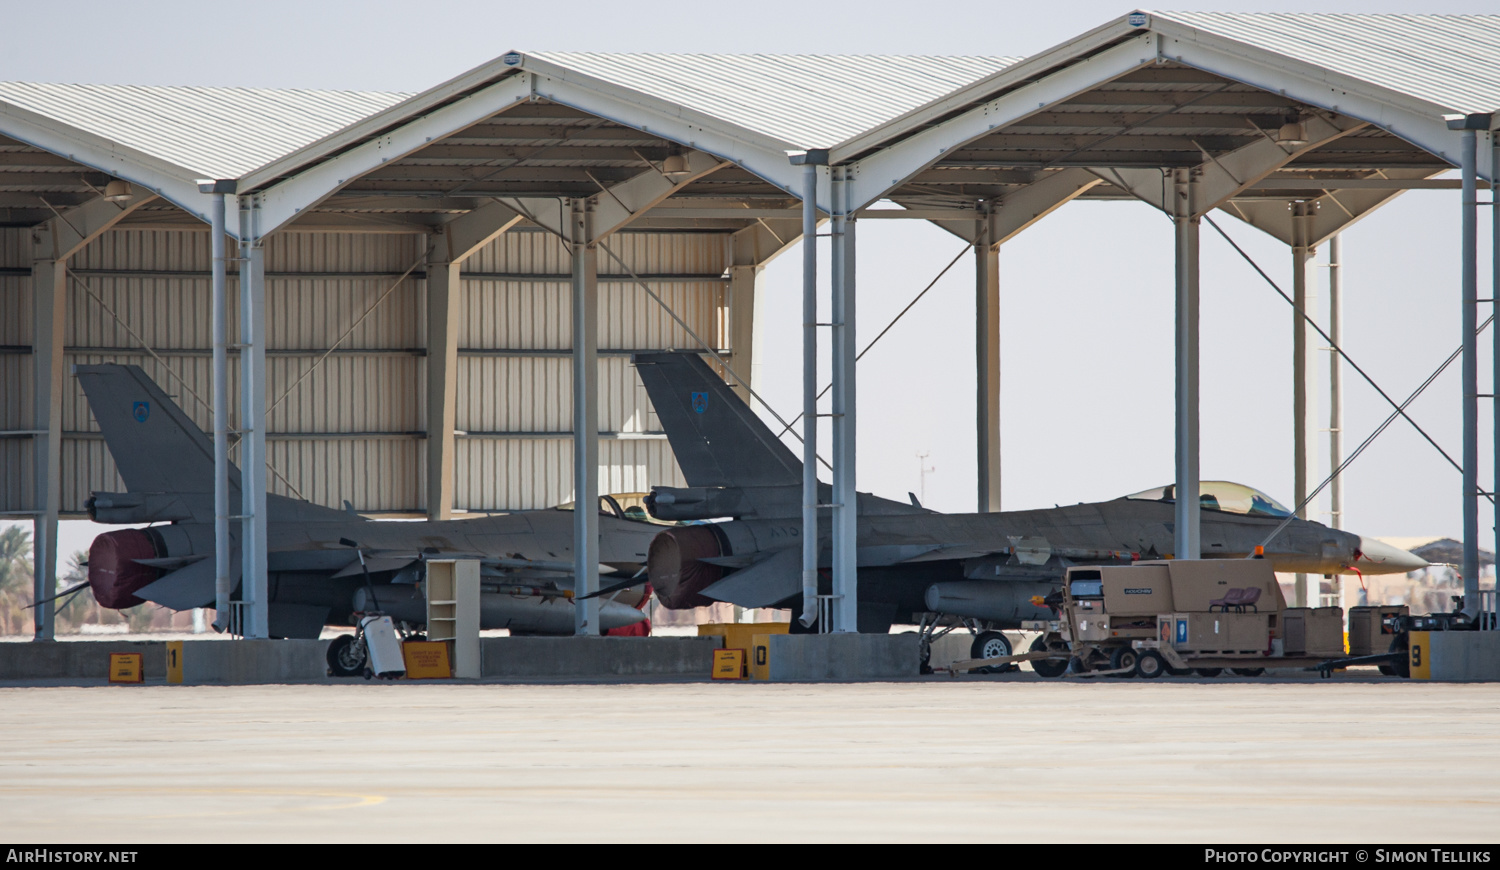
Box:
1258, 313, 1495, 550
1204, 214, 1476, 489
776, 241, 970, 439
71, 272, 307, 500
594, 238, 833, 472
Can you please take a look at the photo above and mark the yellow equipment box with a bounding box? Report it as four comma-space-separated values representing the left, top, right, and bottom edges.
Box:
108, 653, 144, 684
699, 622, 789, 654
712, 648, 746, 680
402, 641, 453, 679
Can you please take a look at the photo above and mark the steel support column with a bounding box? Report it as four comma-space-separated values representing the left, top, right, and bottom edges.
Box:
794, 155, 822, 629
1328, 233, 1349, 610
570, 198, 600, 635
425, 244, 461, 521
727, 264, 760, 406
1291, 201, 1319, 608
29, 240, 64, 641
1172, 168, 1201, 561
238, 200, 268, 639
1493, 133, 1500, 629
830, 167, 858, 633
1455, 119, 1484, 616
209, 192, 231, 626
975, 204, 1001, 513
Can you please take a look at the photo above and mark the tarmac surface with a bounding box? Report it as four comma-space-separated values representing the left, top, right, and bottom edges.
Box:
1, 674, 1497, 843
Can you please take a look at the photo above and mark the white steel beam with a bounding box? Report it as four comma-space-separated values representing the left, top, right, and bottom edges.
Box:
1157, 26, 1484, 182
427, 202, 527, 519
1090, 114, 1366, 217
238, 199, 269, 638
571, 198, 600, 635
250, 75, 533, 235
29, 247, 63, 641
588, 150, 725, 237
842, 34, 1157, 211
1291, 202, 1319, 607
30, 188, 158, 641
0, 101, 208, 223
1173, 168, 1201, 561
1222, 169, 1443, 246
725, 218, 804, 407
525, 68, 801, 200
975, 208, 1001, 514
929, 169, 1103, 245
830, 168, 858, 633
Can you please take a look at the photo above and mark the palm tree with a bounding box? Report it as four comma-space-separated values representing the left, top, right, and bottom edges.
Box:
0, 524, 34, 636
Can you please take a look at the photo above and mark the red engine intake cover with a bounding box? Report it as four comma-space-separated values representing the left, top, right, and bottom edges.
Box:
88, 529, 163, 609
647, 526, 724, 609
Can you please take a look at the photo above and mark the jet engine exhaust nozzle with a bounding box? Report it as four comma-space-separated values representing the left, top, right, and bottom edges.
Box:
87, 528, 164, 609
646, 525, 726, 609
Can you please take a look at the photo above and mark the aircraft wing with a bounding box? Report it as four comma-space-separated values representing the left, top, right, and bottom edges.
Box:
699, 547, 801, 608
137, 554, 238, 610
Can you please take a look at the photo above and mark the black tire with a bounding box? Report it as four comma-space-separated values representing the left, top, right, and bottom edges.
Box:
1386, 637, 1411, 679
1166, 666, 1193, 676
1108, 646, 1138, 677
1028, 636, 1068, 678
970, 630, 1013, 661
1193, 667, 1223, 677
1135, 650, 1167, 679
326, 634, 366, 678
1230, 667, 1265, 677
1377, 664, 1398, 676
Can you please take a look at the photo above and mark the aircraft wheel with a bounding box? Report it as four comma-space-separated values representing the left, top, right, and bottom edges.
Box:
1230, 667, 1265, 677
1108, 646, 1138, 677
1385, 637, 1411, 678
1193, 667, 1223, 678
1028, 637, 1068, 678
970, 631, 1013, 673
1135, 650, 1167, 679
326, 634, 366, 678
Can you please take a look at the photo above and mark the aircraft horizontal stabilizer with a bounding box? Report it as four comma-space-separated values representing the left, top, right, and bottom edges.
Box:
330, 556, 417, 579
131, 554, 207, 570
699, 547, 801, 609
137, 554, 237, 610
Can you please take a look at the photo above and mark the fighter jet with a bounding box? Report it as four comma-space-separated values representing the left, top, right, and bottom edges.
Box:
630, 352, 1428, 636
72, 364, 659, 640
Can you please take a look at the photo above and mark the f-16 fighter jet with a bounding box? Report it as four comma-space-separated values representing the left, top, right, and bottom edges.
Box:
72, 364, 658, 639
631, 352, 1427, 638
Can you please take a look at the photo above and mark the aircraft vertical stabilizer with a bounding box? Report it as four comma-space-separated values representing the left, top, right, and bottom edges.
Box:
75, 363, 241, 496
633, 352, 802, 489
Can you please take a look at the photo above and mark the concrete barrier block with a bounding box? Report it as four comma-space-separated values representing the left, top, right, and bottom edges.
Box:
1429, 631, 1500, 681
481, 636, 720, 677
767, 633, 920, 681
0, 640, 166, 680
179, 639, 329, 684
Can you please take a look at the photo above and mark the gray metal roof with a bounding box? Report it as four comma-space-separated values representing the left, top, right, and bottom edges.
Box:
0, 82, 408, 178
1158, 12, 1500, 115
530, 53, 1019, 148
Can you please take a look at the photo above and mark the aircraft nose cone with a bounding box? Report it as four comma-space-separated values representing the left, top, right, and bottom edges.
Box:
1356, 537, 1429, 574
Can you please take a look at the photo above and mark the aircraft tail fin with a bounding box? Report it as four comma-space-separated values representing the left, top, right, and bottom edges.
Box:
74, 364, 240, 496
632, 352, 801, 488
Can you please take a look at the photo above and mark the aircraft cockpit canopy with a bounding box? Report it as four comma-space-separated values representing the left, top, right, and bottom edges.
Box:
1124, 481, 1293, 519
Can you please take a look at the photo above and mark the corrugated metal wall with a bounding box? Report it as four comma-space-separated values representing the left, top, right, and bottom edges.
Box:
0, 227, 35, 512
2, 225, 723, 516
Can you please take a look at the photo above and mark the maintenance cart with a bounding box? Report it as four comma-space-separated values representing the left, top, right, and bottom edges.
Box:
945, 559, 1415, 678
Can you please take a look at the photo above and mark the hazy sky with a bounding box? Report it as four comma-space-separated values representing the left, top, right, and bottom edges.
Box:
3, 1, 1497, 563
